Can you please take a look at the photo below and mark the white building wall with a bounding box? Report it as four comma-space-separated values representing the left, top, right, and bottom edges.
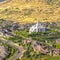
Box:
29, 21, 46, 34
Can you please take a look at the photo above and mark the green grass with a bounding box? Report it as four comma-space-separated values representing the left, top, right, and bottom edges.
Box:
14, 30, 29, 38
6, 51, 18, 60
56, 44, 60, 49
43, 55, 60, 60
21, 54, 60, 60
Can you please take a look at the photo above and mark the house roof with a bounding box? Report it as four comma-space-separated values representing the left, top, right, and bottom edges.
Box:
0, 46, 8, 59
56, 39, 60, 44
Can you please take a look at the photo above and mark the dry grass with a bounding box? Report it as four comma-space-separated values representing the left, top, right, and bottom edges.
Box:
0, 0, 60, 24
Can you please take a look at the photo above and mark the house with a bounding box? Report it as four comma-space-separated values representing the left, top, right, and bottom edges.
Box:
56, 39, 60, 44
12, 22, 19, 31
29, 20, 48, 34
0, 46, 8, 60
0, 28, 14, 38
52, 48, 60, 56
49, 48, 60, 56
22, 38, 32, 44
32, 41, 49, 54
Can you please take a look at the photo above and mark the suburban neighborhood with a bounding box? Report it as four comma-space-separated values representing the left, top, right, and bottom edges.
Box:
0, 19, 60, 60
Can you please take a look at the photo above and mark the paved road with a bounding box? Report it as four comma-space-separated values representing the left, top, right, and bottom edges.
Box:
0, 38, 22, 60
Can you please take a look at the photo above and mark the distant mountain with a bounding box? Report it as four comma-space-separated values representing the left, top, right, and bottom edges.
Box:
0, 0, 60, 24
0, 0, 4, 2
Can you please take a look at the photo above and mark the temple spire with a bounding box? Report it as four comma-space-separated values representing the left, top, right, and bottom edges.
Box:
37, 18, 40, 22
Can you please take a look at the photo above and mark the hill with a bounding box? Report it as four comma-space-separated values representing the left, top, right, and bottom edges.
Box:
0, 0, 60, 24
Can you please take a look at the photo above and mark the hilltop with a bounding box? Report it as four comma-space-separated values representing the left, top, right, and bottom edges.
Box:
0, 0, 60, 24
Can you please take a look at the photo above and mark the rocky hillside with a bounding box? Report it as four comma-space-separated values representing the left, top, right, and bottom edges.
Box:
0, 0, 60, 24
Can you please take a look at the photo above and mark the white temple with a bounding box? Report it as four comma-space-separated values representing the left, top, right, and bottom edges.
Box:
29, 20, 46, 34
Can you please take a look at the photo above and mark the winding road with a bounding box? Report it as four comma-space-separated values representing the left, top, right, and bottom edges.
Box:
0, 38, 22, 60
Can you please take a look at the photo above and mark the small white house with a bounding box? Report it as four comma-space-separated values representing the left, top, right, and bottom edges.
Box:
29, 20, 47, 34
